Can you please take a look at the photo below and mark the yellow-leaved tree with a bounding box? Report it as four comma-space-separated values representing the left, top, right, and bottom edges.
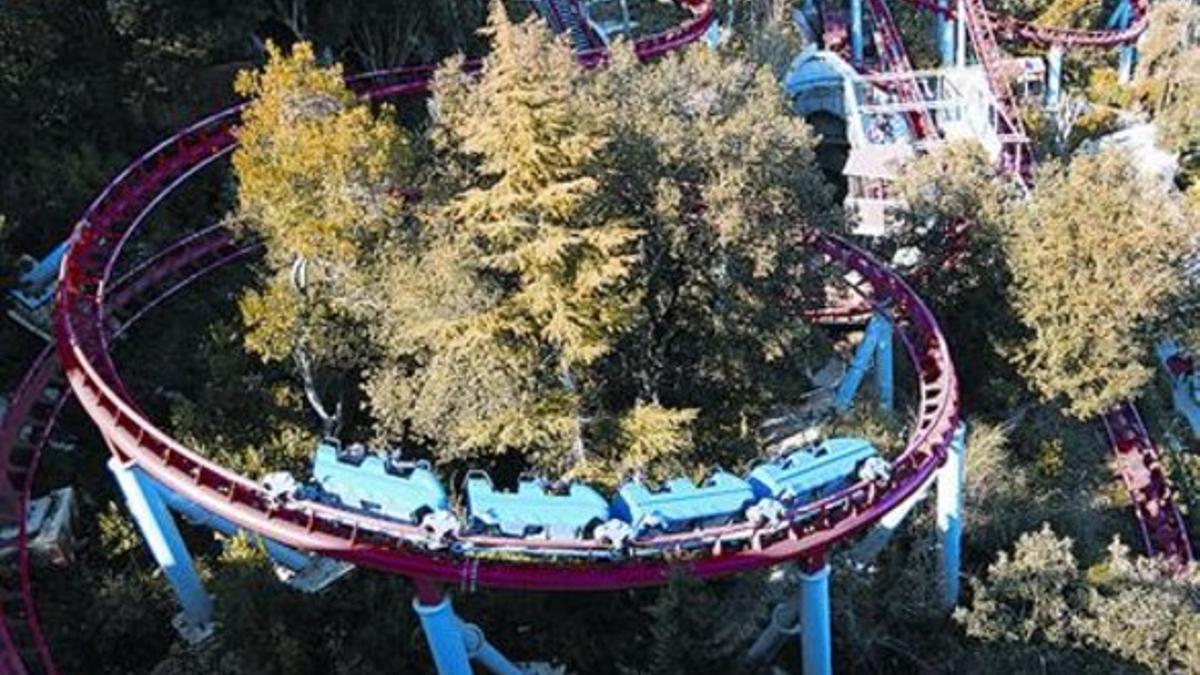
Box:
232, 41, 409, 433
1006, 150, 1195, 419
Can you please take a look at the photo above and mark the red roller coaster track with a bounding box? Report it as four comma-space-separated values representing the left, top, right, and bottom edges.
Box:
0, 0, 1187, 672
49, 0, 961, 587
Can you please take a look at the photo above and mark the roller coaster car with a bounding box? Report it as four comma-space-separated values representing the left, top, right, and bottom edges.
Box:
464, 471, 611, 540
748, 437, 888, 505
304, 439, 449, 525
612, 472, 757, 535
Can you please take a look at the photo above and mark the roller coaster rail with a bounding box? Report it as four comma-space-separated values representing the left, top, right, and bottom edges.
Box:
0, 0, 1189, 672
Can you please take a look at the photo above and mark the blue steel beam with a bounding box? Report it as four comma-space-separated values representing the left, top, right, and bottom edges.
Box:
835, 312, 893, 413
108, 457, 214, 638
799, 564, 833, 675
936, 0, 955, 66
414, 592, 526, 675
414, 596, 473, 675
151, 481, 311, 572
8, 241, 69, 311
936, 423, 967, 609
1045, 45, 1063, 109
1111, 0, 1135, 82
874, 316, 894, 413
850, 0, 865, 63
460, 621, 524, 675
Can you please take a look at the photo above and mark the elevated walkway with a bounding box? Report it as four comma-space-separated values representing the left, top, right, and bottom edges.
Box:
784, 48, 1040, 235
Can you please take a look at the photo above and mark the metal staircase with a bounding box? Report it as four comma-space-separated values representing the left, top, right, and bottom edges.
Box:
864, 0, 939, 139
959, 0, 1031, 173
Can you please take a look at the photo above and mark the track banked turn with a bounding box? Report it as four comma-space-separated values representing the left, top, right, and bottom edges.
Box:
0, 0, 1180, 669
51, 0, 961, 590
0, 225, 255, 674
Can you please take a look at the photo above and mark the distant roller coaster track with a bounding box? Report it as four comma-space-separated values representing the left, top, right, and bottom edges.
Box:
0, 0, 1186, 671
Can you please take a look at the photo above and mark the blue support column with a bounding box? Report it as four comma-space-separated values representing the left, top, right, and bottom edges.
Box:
415, 586, 526, 675
1118, 44, 1135, 84
955, 0, 967, 67
1045, 44, 1063, 109
850, 0, 864, 64
1105, 0, 1130, 28
1111, 0, 1135, 83
152, 483, 310, 572
704, 14, 721, 48
10, 241, 69, 309
835, 313, 891, 413
460, 622, 524, 675
799, 564, 833, 675
414, 595, 473, 675
936, 0, 954, 66
108, 457, 214, 642
873, 315, 894, 413
936, 423, 966, 609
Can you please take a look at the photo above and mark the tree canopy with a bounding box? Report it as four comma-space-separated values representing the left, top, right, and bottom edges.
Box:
229, 3, 837, 481
958, 525, 1200, 673
1005, 150, 1196, 419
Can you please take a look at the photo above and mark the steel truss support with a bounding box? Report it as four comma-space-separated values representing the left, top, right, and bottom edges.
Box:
834, 312, 894, 414
108, 456, 214, 644
936, 423, 967, 609
874, 315, 894, 412
413, 584, 524, 675
799, 562, 833, 675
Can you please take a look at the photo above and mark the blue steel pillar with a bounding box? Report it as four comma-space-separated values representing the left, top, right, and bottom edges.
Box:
460, 622, 524, 675
936, 0, 955, 66
955, 0, 967, 67
835, 312, 892, 413
414, 594, 473, 675
799, 563, 833, 675
415, 583, 525, 675
108, 457, 214, 640
850, 0, 864, 64
1118, 43, 1135, 84
936, 423, 966, 609
11, 241, 69, 309
1108, 0, 1135, 83
1045, 44, 1064, 109
873, 316, 894, 413
152, 483, 311, 572
705, 20, 721, 48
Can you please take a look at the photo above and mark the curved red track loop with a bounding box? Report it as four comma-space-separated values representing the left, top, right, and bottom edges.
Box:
0, 347, 57, 675
815, 0, 1189, 567
48, 1, 960, 591
0, 225, 256, 674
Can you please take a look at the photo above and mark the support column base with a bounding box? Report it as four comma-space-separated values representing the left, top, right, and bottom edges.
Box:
275, 557, 355, 594
171, 611, 215, 646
